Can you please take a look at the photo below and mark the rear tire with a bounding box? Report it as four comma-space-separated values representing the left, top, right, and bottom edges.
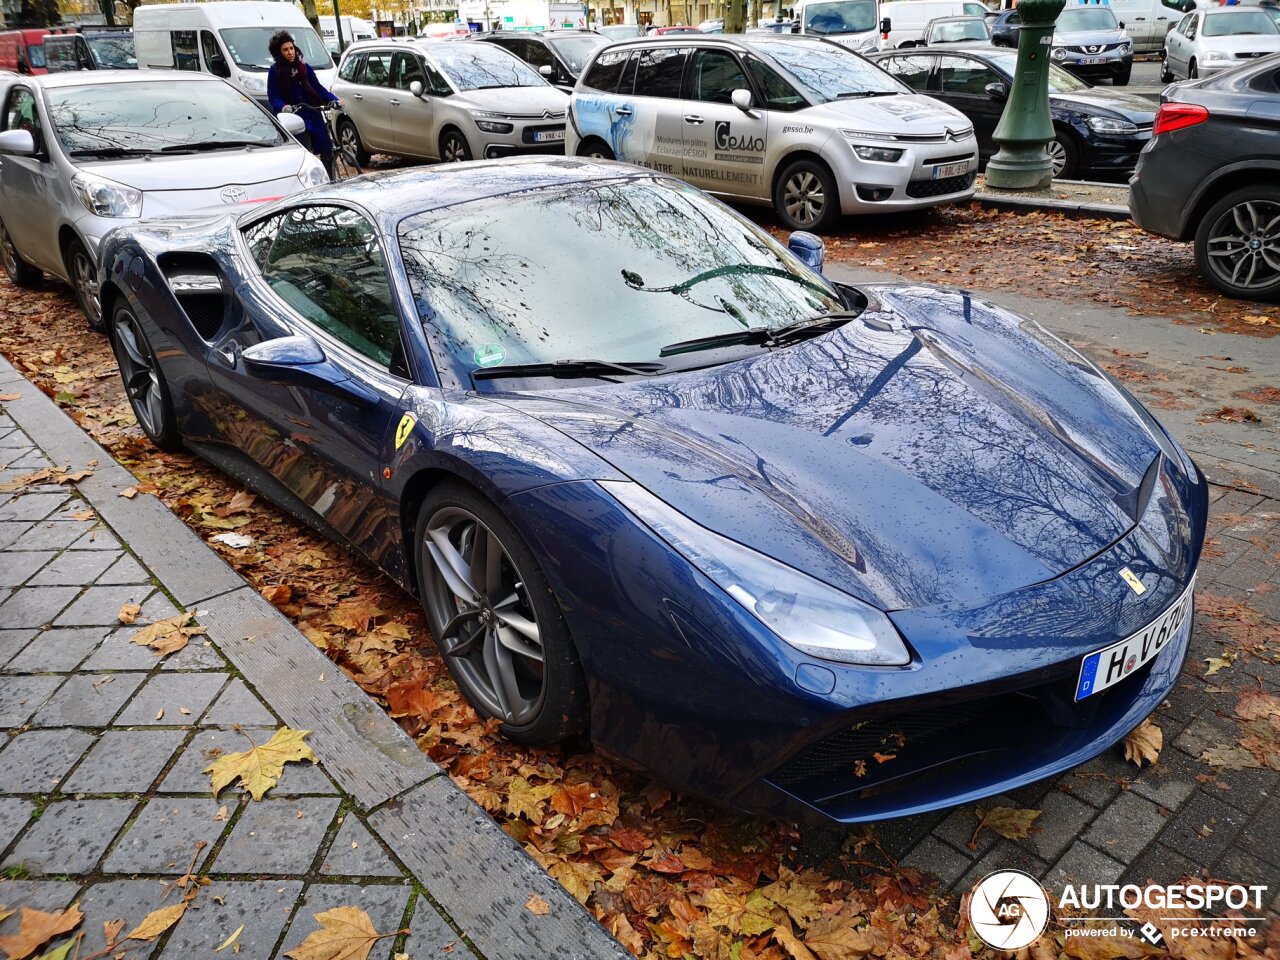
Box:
576, 138, 615, 160
1193, 185, 1280, 302
67, 238, 104, 332
774, 157, 840, 233
338, 118, 371, 166
440, 128, 472, 163
0, 218, 41, 288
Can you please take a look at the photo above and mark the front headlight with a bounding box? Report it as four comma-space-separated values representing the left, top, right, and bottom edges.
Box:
1120, 39, 1132, 52
1051, 46, 1067, 60
70, 172, 142, 218
602, 480, 911, 666
853, 145, 904, 162
1086, 116, 1139, 134
241, 75, 267, 92
1202, 50, 1229, 62
475, 120, 514, 133
298, 156, 329, 187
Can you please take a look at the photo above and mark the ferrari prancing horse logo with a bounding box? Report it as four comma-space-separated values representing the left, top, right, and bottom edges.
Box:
395, 412, 417, 450
1119, 567, 1146, 595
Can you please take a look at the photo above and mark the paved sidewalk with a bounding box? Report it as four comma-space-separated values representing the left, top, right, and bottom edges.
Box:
0, 360, 630, 960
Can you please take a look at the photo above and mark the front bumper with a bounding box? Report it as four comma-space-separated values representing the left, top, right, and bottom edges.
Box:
833, 139, 979, 214
477, 121, 566, 160
1079, 130, 1152, 177
1053, 48, 1134, 78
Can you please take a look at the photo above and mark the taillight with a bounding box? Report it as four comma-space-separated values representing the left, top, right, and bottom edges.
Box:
1153, 102, 1209, 136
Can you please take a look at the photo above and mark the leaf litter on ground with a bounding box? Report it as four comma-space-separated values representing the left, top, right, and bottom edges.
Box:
205, 726, 317, 801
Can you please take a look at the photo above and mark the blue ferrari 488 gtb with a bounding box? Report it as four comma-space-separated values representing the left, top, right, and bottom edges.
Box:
99, 158, 1205, 825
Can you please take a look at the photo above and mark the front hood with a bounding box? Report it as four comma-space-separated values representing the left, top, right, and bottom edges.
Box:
1051, 89, 1155, 122
806, 94, 971, 133
79, 144, 309, 192
455, 84, 569, 116
1053, 28, 1126, 45
494, 286, 1161, 611
1198, 34, 1280, 56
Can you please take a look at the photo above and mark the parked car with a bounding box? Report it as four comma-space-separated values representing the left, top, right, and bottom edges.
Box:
699, 17, 726, 32
1112, 0, 1187, 53
921, 15, 992, 44
1161, 6, 1280, 81
871, 45, 1153, 178
880, 0, 991, 48
0, 71, 324, 329
650, 25, 703, 34
43, 29, 136, 72
569, 35, 978, 231
597, 23, 647, 40
475, 29, 608, 92
747, 20, 796, 33
791, 0, 880, 50
989, 8, 1021, 46
0, 29, 48, 76
99, 156, 1207, 825
1045, 4, 1134, 85
333, 39, 568, 164
1130, 54, 1280, 301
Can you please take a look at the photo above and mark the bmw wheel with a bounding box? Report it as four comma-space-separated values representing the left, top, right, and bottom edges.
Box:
67, 239, 104, 332
0, 218, 41, 288
415, 482, 587, 743
1194, 185, 1280, 302
774, 158, 839, 233
110, 302, 182, 452
440, 129, 472, 163
338, 118, 371, 166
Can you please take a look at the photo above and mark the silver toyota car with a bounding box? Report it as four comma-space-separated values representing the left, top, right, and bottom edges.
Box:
567, 35, 978, 231
332, 39, 569, 163
0, 71, 325, 329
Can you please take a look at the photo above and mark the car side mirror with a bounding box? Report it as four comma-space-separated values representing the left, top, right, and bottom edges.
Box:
790, 19, 801, 32
209, 54, 231, 78
539, 64, 553, 77
277, 112, 306, 136
241, 336, 377, 407
985, 80, 1008, 99
880, 16, 892, 33
730, 87, 754, 113
1119, 20, 1126, 28
409, 79, 424, 97
0, 129, 37, 156
787, 230, 825, 273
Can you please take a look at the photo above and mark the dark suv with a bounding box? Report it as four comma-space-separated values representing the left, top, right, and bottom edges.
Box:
1129, 54, 1280, 302
474, 30, 608, 92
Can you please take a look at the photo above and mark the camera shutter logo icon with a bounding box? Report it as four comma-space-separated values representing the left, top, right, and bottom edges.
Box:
970, 870, 1050, 951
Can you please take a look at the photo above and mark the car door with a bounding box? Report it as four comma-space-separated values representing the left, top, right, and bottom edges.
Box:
679, 46, 768, 200
350, 49, 396, 152
390, 51, 434, 157
934, 55, 1005, 158
0, 85, 60, 274
622, 46, 691, 173
1169, 12, 1195, 76
207, 203, 410, 548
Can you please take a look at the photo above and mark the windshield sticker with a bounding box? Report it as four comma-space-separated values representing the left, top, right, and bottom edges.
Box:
395, 412, 417, 450
474, 344, 507, 368
869, 99, 948, 122
714, 122, 765, 164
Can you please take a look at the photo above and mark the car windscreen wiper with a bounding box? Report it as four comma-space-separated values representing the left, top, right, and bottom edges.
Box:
160, 140, 274, 153
471, 359, 666, 381
836, 90, 900, 98
659, 312, 862, 357
68, 147, 156, 158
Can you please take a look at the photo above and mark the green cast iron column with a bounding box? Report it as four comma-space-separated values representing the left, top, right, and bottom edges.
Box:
985, 0, 1066, 190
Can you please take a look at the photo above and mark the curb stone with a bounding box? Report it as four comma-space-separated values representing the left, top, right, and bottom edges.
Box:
0, 353, 630, 960
974, 191, 1131, 222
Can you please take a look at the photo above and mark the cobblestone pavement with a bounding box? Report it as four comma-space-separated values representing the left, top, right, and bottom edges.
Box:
0, 412, 474, 958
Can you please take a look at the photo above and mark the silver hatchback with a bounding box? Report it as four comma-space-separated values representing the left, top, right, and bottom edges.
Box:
332, 39, 570, 163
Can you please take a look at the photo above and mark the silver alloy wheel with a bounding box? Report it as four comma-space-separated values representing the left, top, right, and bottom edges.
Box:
72, 248, 101, 325
1047, 138, 1067, 179
423, 506, 545, 725
0, 223, 18, 279
1205, 199, 1280, 291
442, 134, 468, 162
339, 123, 358, 154
114, 311, 166, 438
783, 170, 825, 227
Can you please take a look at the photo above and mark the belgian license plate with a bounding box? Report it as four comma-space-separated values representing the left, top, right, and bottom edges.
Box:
1078, 56, 1108, 64
932, 160, 969, 179
533, 129, 565, 142
1074, 577, 1195, 700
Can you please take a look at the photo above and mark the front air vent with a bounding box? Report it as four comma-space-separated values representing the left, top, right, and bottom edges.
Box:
157, 253, 227, 341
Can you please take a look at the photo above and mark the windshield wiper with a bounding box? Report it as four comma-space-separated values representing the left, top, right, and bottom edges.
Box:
836, 90, 899, 98
68, 147, 155, 158
160, 140, 273, 153
659, 311, 862, 357
471, 359, 666, 381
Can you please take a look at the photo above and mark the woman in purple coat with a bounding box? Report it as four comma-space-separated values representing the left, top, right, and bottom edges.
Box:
267, 30, 341, 176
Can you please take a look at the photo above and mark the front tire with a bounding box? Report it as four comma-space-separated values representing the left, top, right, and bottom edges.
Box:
0, 218, 41, 288
338, 118, 371, 166
109, 302, 182, 452
1047, 130, 1080, 180
440, 128, 472, 163
67, 238, 104, 332
1189, 59, 1199, 80
1113, 65, 1132, 85
1194, 185, 1280, 302
774, 157, 840, 233
1160, 59, 1174, 83
415, 482, 587, 744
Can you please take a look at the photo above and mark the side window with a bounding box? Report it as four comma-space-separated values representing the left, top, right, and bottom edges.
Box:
581, 47, 628, 90
519, 39, 555, 70
200, 31, 223, 70
744, 56, 805, 110
261, 205, 403, 371
962, 3, 986, 14
338, 52, 364, 82
363, 51, 392, 86
422, 59, 451, 96
242, 211, 288, 268
1007, 12, 1021, 24
633, 47, 688, 98
1185, 14, 1198, 38
880, 54, 934, 91
392, 51, 423, 90
75, 37, 93, 69
938, 56, 998, 95
689, 49, 749, 104
2, 88, 43, 147
172, 29, 200, 71
618, 50, 640, 93
44, 39, 72, 71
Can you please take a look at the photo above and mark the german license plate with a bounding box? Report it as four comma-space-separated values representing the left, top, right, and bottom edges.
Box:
1074, 576, 1195, 700
932, 160, 969, 179
1078, 56, 1108, 64
533, 129, 565, 142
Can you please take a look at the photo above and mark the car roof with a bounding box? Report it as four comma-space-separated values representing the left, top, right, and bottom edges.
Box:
19, 69, 222, 88
602, 33, 831, 51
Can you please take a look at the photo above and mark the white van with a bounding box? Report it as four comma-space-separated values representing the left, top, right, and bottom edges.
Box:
792, 0, 881, 52
318, 15, 376, 54
133, 1, 335, 105
880, 0, 990, 47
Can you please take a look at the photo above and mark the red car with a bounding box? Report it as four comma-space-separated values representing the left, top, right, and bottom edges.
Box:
0, 29, 49, 75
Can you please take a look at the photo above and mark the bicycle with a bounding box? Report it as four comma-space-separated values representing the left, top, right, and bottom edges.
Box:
282, 101, 363, 182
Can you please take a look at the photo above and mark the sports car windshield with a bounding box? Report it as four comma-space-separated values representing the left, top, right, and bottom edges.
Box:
220, 26, 333, 70
751, 39, 907, 99
1203, 11, 1278, 35
398, 179, 847, 384
1056, 7, 1118, 31
47, 81, 285, 155
430, 44, 547, 89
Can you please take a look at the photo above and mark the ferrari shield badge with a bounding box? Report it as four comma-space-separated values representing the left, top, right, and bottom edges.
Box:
1119, 567, 1146, 595
395, 412, 417, 451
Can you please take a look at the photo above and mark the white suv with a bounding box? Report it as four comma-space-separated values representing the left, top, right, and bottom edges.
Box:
568, 35, 978, 231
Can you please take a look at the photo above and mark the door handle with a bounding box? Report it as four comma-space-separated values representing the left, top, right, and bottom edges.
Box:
684, 114, 704, 124
389, 98, 401, 106
614, 106, 632, 116
353, 93, 364, 100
